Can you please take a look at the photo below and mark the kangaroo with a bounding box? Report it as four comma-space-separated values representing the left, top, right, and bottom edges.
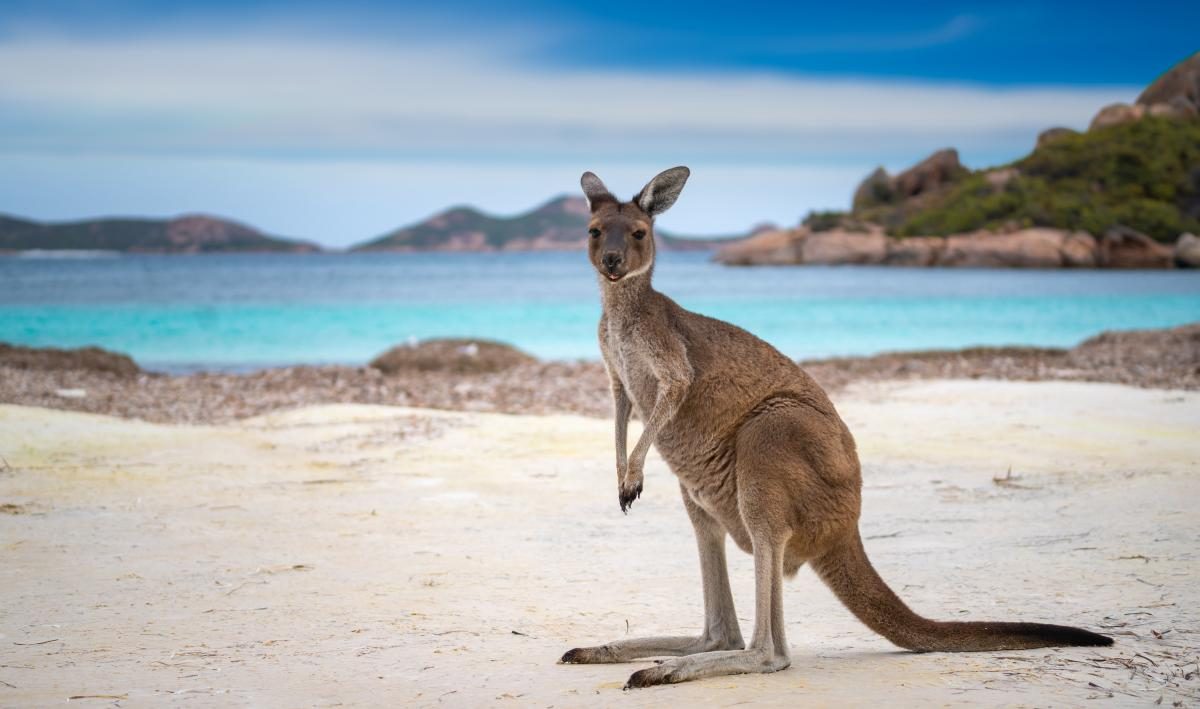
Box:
559, 167, 1112, 689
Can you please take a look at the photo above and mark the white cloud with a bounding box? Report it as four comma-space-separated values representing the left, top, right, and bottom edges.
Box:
0, 33, 1136, 162
0, 30, 1140, 245
756, 14, 983, 54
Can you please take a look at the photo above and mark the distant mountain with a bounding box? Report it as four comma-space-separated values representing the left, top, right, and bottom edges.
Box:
351, 196, 745, 252
0, 213, 320, 253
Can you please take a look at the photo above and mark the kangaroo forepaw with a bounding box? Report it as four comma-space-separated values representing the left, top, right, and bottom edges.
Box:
618, 480, 643, 514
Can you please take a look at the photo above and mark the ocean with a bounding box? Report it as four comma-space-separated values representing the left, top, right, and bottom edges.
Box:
2, 251, 1199, 371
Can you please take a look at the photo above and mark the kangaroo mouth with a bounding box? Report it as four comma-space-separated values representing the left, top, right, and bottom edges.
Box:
600, 265, 624, 282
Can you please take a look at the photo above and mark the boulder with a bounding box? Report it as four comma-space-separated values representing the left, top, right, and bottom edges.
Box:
1174, 232, 1200, 268
851, 149, 966, 212
1087, 52, 1200, 132
1146, 100, 1197, 119
1098, 226, 1174, 269
885, 236, 945, 266
851, 167, 893, 210
892, 149, 966, 200
369, 338, 535, 375
1089, 102, 1145, 130
800, 228, 888, 265
938, 229, 1095, 268
713, 228, 803, 266
1061, 232, 1100, 268
1136, 51, 1200, 114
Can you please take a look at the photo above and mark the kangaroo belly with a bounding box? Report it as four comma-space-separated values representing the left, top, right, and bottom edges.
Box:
664, 438, 754, 554
681, 481, 753, 554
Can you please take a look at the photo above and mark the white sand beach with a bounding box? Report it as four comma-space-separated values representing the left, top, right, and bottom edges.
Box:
1, 379, 1198, 706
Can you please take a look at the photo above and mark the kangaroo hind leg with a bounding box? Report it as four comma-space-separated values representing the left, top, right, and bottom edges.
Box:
624, 423, 805, 688
624, 525, 791, 687
560, 484, 744, 664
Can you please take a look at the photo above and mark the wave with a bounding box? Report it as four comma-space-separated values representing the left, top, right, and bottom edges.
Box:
12, 249, 123, 260
11, 249, 123, 260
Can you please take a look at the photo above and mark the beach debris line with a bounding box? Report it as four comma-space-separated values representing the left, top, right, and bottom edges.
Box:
992, 466, 1040, 490
1, 323, 1198, 424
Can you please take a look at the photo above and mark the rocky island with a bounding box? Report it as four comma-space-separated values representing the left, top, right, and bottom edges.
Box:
717, 51, 1200, 269
0, 213, 319, 254
350, 195, 740, 252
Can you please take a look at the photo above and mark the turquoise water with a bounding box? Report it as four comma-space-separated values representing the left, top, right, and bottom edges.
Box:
2, 252, 1198, 370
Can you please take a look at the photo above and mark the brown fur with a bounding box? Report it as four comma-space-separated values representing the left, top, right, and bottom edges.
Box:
560, 167, 1112, 689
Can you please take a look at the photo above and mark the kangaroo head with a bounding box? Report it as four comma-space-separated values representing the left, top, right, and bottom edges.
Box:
580, 166, 690, 283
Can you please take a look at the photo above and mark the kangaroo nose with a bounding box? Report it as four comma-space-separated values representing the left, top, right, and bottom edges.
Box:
602, 252, 622, 270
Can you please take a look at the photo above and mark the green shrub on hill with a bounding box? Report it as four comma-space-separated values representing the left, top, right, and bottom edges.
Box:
802, 210, 849, 232
889, 117, 1200, 241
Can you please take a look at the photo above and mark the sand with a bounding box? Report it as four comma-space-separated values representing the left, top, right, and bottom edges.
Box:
1, 379, 1198, 706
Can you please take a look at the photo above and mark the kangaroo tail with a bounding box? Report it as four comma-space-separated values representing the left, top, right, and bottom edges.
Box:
810, 531, 1112, 652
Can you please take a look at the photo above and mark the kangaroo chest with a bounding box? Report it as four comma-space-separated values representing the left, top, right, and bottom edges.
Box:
602, 323, 660, 419
601, 312, 749, 542
602, 317, 725, 472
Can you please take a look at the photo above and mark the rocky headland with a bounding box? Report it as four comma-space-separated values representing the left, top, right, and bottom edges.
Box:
717, 52, 1200, 269
717, 222, 1186, 269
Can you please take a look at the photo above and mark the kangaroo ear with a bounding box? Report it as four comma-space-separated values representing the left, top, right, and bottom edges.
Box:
580, 171, 616, 212
634, 166, 690, 218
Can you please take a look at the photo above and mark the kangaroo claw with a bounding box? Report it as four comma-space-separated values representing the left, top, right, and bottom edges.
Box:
619, 480, 644, 514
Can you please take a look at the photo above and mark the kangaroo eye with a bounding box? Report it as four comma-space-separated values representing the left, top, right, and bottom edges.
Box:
632, 230, 646, 240
588, 228, 601, 238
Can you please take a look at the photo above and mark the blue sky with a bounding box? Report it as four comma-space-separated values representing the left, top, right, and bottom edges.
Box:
0, 1, 1195, 245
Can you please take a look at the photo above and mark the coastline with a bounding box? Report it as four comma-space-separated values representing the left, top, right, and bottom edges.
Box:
2, 323, 1197, 424
714, 225, 1197, 269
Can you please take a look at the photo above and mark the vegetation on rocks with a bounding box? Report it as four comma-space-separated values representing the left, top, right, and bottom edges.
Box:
873, 117, 1200, 242
836, 52, 1200, 244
